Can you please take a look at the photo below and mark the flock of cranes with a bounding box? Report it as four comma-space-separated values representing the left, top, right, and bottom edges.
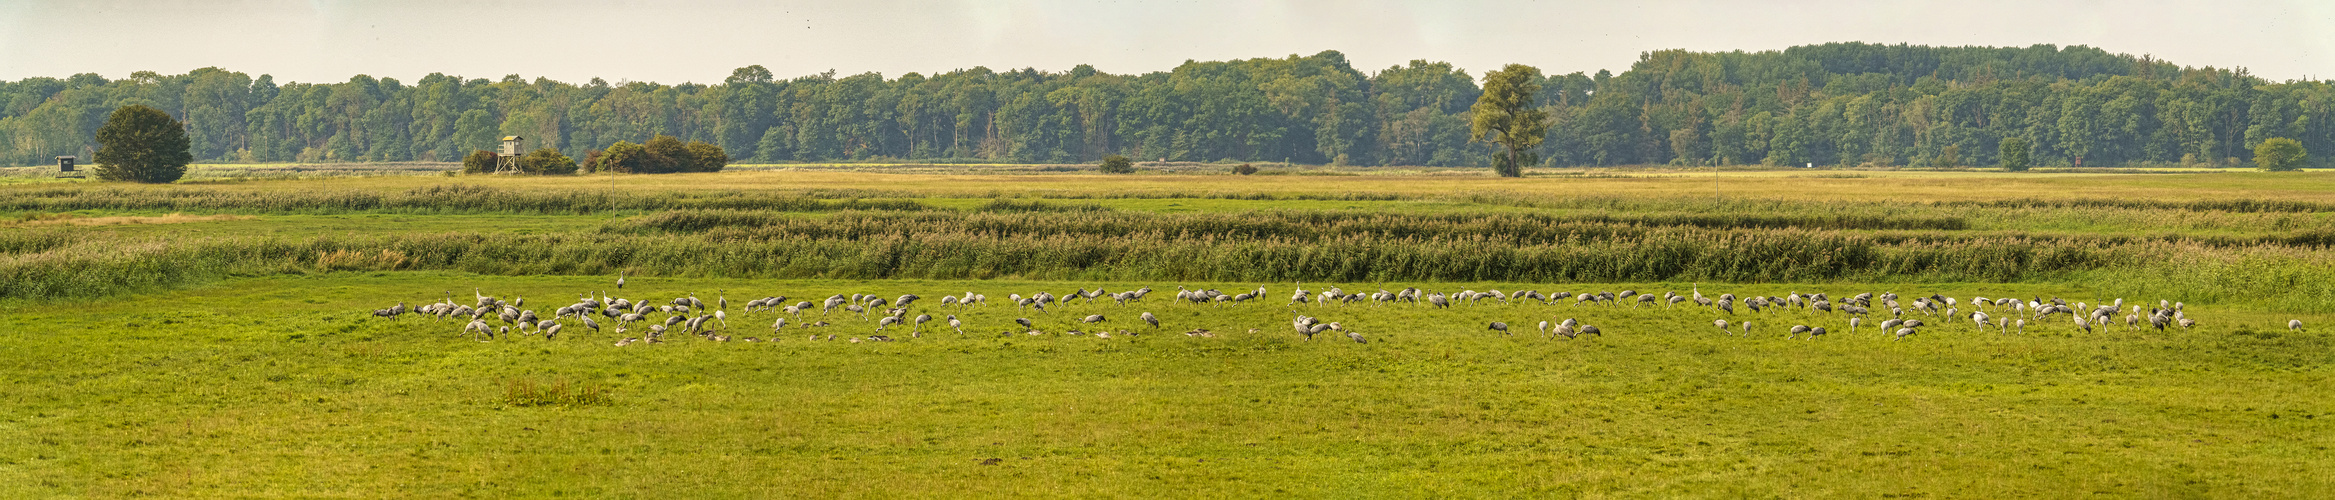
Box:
368, 278, 2307, 346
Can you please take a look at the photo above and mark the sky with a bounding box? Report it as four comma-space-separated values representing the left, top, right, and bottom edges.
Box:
2, 0, 2331, 85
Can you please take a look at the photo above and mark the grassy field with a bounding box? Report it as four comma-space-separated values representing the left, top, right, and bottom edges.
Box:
2, 168, 2331, 496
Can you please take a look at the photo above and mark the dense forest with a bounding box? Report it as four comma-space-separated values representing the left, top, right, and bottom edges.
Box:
3, 42, 2330, 168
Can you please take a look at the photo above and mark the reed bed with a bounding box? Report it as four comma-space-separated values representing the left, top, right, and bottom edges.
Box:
8, 184, 2329, 234
7, 222, 2329, 312
611, 209, 1973, 237
3, 177, 2329, 312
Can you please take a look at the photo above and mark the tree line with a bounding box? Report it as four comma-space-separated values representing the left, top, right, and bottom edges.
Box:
2, 42, 2329, 169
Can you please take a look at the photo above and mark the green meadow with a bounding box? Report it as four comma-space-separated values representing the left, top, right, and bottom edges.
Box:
2, 168, 2331, 497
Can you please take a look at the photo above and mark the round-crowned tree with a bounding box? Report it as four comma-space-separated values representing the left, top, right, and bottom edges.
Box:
93, 105, 193, 183
2255, 137, 2306, 171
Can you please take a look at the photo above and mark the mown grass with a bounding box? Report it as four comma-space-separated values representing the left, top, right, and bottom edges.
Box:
1, 274, 2327, 496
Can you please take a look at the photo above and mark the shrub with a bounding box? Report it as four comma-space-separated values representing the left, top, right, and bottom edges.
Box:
589, 141, 642, 173
1234, 163, 1259, 175
519, 148, 578, 175
461, 150, 498, 174
592, 136, 726, 173
642, 135, 688, 172
1099, 155, 1134, 174
683, 141, 730, 172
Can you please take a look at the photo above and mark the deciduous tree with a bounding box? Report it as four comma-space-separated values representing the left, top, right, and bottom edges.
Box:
92, 105, 192, 183
2254, 137, 2306, 171
2000, 137, 2031, 171
1470, 64, 1548, 177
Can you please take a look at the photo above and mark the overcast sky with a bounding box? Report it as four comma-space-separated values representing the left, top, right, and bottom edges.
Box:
3, 0, 2331, 85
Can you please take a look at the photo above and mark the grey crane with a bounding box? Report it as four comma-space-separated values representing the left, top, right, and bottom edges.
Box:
1806, 326, 1828, 340
949, 315, 964, 335
1015, 317, 1034, 330
1140, 312, 1159, 330
1301, 322, 1334, 340
1082, 314, 1107, 324
1578, 325, 1601, 337
616, 271, 626, 290
914, 314, 933, 335
1487, 322, 1510, 335
1848, 317, 1861, 335
1347, 330, 1367, 343
1788, 325, 1811, 339
772, 317, 788, 332
2293, 319, 2305, 331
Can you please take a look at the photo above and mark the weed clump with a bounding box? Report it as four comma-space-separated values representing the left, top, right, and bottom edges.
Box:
503, 378, 613, 408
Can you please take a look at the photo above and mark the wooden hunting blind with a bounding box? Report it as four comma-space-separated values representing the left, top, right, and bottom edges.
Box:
56, 156, 82, 178
496, 136, 524, 173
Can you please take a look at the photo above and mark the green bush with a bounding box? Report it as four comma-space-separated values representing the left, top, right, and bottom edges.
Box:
1099, 155, 1134, 174
683, 141, 730, 173
461, 150, 498, 174
589, 136, 726, 173
1234, 163, 1258, 175
519, 148, 578, 175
